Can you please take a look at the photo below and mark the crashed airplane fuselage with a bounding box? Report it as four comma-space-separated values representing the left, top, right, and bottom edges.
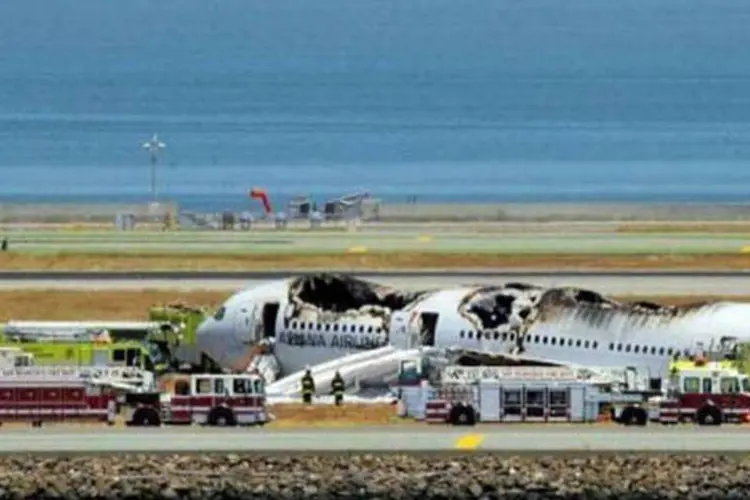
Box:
194, 273, 750, 377
286, 273, 428, 331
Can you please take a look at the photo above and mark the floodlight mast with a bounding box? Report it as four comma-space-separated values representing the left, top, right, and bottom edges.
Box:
142, 134, 166, 203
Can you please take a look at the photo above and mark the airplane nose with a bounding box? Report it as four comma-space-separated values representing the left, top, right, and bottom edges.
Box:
194, 316, 243, 371
195, 318, 218, 359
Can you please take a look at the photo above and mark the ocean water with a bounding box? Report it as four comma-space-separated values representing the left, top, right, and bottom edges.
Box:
2, 0, 750, 212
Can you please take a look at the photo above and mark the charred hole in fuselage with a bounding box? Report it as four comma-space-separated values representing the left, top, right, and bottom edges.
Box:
573, 289, 607, 305
466, 293, 516, 329
289, 273, 428, 313
455, 353, 562, 367
630, 301, 663, 311
503, 282, 541, 292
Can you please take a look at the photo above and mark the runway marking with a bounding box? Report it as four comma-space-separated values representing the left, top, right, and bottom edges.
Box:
455, 433, 484, 450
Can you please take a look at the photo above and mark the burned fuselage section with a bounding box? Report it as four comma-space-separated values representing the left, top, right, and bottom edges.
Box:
457, 283, 712, 353
285, 273, 430, 333
282, 275, 721, 355
457, 284, 545, 333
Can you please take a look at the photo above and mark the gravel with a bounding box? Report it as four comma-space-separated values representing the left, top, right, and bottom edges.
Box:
0, 454, 749, 499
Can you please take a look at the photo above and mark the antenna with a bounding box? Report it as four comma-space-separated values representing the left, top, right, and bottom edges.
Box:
142, 134, 166, 203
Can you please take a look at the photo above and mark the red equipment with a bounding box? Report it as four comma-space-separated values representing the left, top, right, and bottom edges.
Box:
249, 188, 273, 215
0, 377, 116, 426
122, 373, 269, 427
657, 363, 750, 425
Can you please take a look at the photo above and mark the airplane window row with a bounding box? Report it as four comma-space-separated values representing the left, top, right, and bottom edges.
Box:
608, 342, 679, 357
459, 330, 599, 350
285, 320, 383, 335
459, 330, 683, 357
460, 330, 520, 342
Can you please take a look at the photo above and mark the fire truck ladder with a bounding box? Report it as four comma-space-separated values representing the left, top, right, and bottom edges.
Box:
0, 366, 154, 392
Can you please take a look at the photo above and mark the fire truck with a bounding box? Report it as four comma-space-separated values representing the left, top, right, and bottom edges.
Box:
0, 366, 130, 426
120, 372, 269, 427
394, 357, 659, 425
395, 350, 750, 426
657, 361, 750, 425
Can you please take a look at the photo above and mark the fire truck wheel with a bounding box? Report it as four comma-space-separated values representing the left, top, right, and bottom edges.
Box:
632, 408, 648, 426
208, 407, 237, 427
620, 407, 648, 426
449, 404, 476, 426
132, 408, 161, 427
696, 405, 723, 426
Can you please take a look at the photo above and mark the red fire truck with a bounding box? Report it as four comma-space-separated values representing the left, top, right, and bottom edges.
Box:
657, 362, 750, 425
122, 372, 269, 427
0, 370, 117, 426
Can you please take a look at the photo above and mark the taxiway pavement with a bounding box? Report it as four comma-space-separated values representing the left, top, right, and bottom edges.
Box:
1, 426, 750, 454
7, 230, 748, 254
2, 271, 750, 295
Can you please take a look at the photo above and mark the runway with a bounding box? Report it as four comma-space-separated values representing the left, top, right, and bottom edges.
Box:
2, 270, 750, 295
7, 229, 749, 254
2, 426, 750, 454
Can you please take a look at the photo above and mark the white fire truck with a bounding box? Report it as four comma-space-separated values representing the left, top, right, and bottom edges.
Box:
395, 357, 658, 425
120, 372, 269, 427
395, 354, 750, 426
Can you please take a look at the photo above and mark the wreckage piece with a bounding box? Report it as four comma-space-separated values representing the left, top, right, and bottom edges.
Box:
534, 287, 619, 311
288, 273, 429, 314
453, 351, 564, 367
458, 285, 545, 331
526, 288, 721, 343
456, 283, 713, 339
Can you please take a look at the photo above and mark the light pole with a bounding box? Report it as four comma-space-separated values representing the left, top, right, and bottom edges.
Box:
142, 133, 166, 203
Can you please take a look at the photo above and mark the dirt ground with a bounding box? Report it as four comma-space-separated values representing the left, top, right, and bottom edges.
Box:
0, 290, 226, 321
267, 403, 402, 427
4, 252, 750, 270
0, 290, 747, 321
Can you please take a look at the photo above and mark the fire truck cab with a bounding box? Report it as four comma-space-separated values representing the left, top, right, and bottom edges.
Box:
659, 362, 750, 425
122, 372, 268, 427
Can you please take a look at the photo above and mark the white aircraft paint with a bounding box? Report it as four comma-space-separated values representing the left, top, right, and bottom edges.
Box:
194, 273, 750, 383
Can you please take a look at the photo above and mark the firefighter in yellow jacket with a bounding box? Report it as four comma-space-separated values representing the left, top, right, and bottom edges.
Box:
301, 367, 315, 404
331, 370, 345, 406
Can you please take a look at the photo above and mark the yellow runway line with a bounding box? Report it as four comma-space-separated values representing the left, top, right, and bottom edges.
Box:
454, 433, 485, 450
